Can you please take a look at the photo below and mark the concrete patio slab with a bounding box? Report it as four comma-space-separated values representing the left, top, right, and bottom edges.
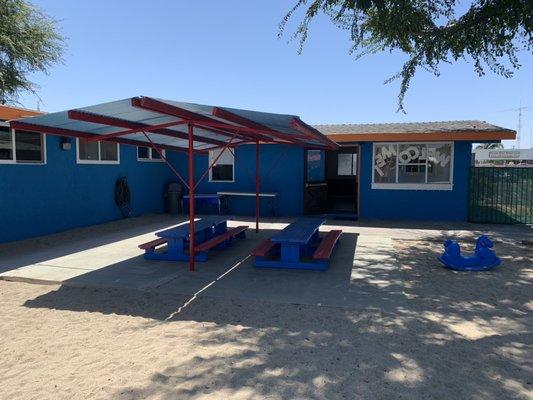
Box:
0, 214, 530, 311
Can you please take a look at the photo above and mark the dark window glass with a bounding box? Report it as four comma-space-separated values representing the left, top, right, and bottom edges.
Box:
398, 164, 426, 183
211, 165, 233, 181
15, 130, 43, 162
137, 146, 149, 159
0, 126, 13, 160
151, 148, 162, 159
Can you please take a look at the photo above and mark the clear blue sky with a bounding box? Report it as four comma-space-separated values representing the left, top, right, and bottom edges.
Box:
20, 1, 533, 148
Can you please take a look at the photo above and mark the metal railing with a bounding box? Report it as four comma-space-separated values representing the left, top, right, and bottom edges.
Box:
468, 167, 533, 224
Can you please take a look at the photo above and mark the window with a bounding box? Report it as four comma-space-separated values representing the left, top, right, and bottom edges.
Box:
0, 125, 46, 164
209, 148, 234, 182
306, 149, 326, 182
137, 146, 165, 161
77, 138, 119, 164
373, 142, 453, 190
337, 153, 357, 176
0, 125, 14, 161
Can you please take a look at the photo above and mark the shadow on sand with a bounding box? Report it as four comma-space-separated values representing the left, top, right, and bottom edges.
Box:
18, 221, 533, 399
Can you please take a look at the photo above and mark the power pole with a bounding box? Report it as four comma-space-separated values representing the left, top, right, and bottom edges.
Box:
498, 102, 531, 149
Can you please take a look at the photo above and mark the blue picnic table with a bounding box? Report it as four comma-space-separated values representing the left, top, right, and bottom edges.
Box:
139, 216, 247, 262
252, 217, 341, 271
182, 194, 222, 215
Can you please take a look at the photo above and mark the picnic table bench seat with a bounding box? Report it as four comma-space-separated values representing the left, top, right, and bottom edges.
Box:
138, 237, 168, 253
250, 239, 277, 257
195, 225, 248, 252
313, 230, 342, 260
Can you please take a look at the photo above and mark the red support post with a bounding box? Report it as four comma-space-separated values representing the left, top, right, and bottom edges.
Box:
188, 123, 196, 272
255, 139, 260, 233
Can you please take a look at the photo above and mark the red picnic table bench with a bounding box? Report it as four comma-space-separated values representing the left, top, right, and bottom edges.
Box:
251, 217, 342, 271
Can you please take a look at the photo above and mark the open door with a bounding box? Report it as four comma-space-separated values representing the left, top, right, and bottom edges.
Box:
325, 146, 358, 214
304, 149, 327, 214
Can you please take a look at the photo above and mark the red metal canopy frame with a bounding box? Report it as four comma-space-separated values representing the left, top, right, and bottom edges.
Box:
10, 96, 338, 271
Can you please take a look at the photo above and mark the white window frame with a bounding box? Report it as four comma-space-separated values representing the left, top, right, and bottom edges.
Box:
137, 146, 165, 162
0, 127, 47, 165
76, 138, 120, 165
371, 142, 454, 191
208, 148, 235, 183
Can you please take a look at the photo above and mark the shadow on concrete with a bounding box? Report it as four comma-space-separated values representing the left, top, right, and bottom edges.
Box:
0, 214, 188, 274
23, 231, 364, 315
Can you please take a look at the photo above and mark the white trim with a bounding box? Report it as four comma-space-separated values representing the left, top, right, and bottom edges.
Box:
372, 141, 454, 189
137, 146, 165, 162
209, 177, 235, 183
208, 148, 235, 183
0, 128, 47, 165
371, 183, 453, 191
217, 191, 278, 197
76, 138, 120, 165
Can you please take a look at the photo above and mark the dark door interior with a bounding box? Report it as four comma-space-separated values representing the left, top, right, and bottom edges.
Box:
304, 149, 327, 214
326, 147, 358, 213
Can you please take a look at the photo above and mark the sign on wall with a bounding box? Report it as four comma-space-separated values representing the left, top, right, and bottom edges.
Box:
474, 149, 533, 161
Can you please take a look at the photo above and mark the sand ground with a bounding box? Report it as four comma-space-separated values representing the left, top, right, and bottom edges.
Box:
0, 227, 531, 399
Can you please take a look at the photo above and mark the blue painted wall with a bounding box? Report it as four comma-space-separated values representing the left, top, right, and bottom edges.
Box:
0, 135, 176, 243
168, 144, 305, 217
358, 141, 472, 221
1, 136, 473, 243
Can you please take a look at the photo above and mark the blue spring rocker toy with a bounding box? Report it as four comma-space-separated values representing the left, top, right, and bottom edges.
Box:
438, 235, 501, 271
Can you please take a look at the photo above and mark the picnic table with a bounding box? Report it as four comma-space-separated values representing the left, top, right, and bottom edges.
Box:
251, 217, 342, 270
217, 191, 278, 216
182, 194, 222, 215
138, 216, 248, 262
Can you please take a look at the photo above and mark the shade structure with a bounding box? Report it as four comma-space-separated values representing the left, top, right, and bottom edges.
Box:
10, 96, 338, 151
9, 96, 338, 272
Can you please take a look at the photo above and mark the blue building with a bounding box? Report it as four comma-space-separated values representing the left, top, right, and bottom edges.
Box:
0, 101, 515, 243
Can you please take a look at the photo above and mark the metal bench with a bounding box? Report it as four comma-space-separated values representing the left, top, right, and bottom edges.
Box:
313, 230, 342, 260
138, 238, 168, 254
195, 226, 248, 253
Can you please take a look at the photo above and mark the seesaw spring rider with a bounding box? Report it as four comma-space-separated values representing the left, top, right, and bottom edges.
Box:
438, 235, 501, 271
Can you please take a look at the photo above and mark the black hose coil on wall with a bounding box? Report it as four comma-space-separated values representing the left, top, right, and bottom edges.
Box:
115, 177, 132, 218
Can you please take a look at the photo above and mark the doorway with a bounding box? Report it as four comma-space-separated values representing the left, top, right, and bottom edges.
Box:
303, 149, 328, 214
325, 146, 358, 214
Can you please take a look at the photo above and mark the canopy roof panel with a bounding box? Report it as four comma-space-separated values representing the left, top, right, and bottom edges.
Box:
10, 96, 338, 152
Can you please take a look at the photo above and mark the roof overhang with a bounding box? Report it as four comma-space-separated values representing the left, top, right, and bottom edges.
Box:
0, 105, 43, 121
326, 131, 517, 143
9, 96, 339, 152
